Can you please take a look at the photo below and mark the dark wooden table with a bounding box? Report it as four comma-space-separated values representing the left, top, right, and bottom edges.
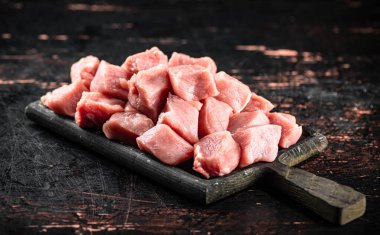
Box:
1, 0, 379, 234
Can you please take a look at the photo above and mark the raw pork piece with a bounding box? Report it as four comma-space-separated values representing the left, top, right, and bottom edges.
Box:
41, 80, 88, 117
168, 65, 219, 101
242, 92, 275, 113
121, 47, 168, 79
124, 102, 138, 112
75, 92, 125, 128
136, 124, 194, 165
188, 100, 203, 111
158, 94, 199, 144
267, 112, 302, 148
168, 52, 217, 74
103, 111, 154, 146
274, 112, 296, 123
227, 110, 270, 134
128, 65, 171, 121
198, 97, 233, 138
193, 131, 241, 179
215, 71, 252, 113
70, 55, 100, 88
90, 60, 129, 100
233, 125, 282, 168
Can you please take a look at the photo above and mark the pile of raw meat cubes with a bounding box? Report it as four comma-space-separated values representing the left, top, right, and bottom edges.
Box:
41, 47, 302, 178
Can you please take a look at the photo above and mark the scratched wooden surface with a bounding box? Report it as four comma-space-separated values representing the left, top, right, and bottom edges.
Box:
0, 0, 379, 234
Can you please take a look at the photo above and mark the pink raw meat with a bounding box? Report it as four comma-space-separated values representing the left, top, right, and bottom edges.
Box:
158, 94, 199, 144
233, 125, 282, 168
136, 124, 194, 166
275, 112, 296, 123
103, 111, 154, 146
70, 55, 100, 88
242, 92, 275, 113
41, 80, 88, 117
215, 71, 252, 113
75, 92, 125, 128
121, 47, 168, 79
90, 60, 128, 100
168, 65, 219, 101
128, 65, 171, 121
267, 112, 302, 148
188, 100, 203, 111
199, 97, 233, 138
124, 102, 138, 112
168, 52, 217, 74
193, 131, 241, 179
227, 110, 270, 134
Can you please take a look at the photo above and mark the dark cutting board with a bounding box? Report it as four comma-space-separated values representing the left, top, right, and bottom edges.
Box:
25, 101, 366, 225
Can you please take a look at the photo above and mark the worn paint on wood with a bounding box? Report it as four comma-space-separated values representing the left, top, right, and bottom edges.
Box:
0, 0, 379, 234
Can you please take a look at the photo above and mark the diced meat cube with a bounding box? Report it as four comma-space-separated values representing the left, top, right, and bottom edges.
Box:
124, 102, 138, 112
233, 125, 282, 168
128, 65, 171, 121
168, 52, 217, 74
188, 100, 203, 111
168, 65, 219, 101
199, 97, 233, 138
41, 80, 88, 117
242, 92, 275, 113
227, 110, 270, 134
136, 124, 194, 166
215, 71, 252, 113
75, 92, 124, 128
121, 47, 168, 79
158, 94, 199, 144
276, 112, 296, 123
267, 112, 302, 148
103, 111, 154, 146
193, 131, 241, 179
70, 55, 100, 88
90, 60, 129, 100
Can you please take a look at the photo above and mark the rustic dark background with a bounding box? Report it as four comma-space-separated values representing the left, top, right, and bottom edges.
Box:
0, 0, 379, 234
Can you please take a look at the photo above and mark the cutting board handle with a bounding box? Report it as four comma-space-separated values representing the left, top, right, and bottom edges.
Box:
266, 162, 366, 225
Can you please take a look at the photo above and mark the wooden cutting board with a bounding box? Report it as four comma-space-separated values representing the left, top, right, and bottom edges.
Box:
25, 101, 366, 225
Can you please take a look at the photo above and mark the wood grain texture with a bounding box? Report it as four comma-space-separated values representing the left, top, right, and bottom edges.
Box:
277, 127, 328, 167
267, 162, 366, 225
1, 0, 379, 234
